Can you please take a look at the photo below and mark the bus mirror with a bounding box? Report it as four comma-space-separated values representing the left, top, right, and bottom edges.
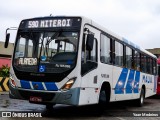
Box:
86, 34, 94, 51
55, 40, 59, 43
4, 33, 10, 48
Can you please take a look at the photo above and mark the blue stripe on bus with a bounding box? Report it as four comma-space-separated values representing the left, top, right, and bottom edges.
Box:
45, 82, 58, 91
20, 80, 58, 91
32, 82, 44, 90
20, 80, 31, 89
133, 71, 140, 93
126, 70, 135, 93
115, 68, 128, 94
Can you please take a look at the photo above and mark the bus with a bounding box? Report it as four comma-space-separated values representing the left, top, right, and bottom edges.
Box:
5, 16, 157, 109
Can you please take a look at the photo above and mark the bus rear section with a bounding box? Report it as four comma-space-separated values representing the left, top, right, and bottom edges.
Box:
157, 65, 160, 95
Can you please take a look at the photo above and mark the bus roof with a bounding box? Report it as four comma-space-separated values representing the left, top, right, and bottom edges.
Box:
21, 15, 157, 59
80, 16, 157, 59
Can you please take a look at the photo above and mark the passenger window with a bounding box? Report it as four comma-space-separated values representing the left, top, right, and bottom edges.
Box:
134, 51, 140, 71
115, 41, 123, 67
146, 57, 150, 73
126, 46, 132, 69
100, 34, 111, 64
150, 58, 153, 74
153, 60, 157, 75
141, 54, 146, 73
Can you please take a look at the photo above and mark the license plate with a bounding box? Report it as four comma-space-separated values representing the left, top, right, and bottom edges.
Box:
29, 96, 42, 102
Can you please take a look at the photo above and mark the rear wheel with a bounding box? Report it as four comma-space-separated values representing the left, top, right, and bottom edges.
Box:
136, 88, 145, 107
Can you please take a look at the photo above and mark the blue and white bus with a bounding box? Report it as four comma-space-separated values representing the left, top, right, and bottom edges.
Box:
5, 16, 157, 109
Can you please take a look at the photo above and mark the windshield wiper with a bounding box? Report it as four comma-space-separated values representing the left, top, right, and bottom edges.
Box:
46, 29, 63, 45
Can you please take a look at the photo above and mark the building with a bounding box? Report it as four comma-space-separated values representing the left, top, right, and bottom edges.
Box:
146, 48, 160, 64
0, 41, 14, 67
146, 48, 160, 58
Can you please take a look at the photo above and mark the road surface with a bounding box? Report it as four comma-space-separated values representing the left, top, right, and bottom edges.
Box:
0, 93, 160, 120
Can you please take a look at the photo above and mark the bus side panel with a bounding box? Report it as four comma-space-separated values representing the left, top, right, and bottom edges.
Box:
98, 63, 114, 102
79, 87, 99, 105
79, 69, 100, 105
113, 67, 133, 101
113, 67, 156, 101
140, 73, 157, 98
157, 76, 160, 95
78, 24, 100, 105
79, 63, 113, 105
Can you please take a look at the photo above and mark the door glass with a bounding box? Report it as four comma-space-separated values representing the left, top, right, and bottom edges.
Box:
81, 32, 97, 75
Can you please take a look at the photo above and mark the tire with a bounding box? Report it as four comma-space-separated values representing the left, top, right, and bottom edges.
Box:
46, 104, 56, 110
136, 88, 145, 107
89, 84, 110, 116
98, 87, 109, 110
92, 88, 106, 116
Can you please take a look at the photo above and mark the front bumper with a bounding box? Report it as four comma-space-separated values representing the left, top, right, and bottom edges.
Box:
9, 83, 80, 106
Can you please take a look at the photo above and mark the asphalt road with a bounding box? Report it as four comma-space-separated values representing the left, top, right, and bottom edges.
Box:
0, 93, 160, 120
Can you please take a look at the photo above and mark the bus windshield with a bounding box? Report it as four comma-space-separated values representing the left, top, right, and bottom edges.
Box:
13, 31, 79, 73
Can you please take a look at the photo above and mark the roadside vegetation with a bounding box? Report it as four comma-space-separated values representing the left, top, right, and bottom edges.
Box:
0, 65, 10, 77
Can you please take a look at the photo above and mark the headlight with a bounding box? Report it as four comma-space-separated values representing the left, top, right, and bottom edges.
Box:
10, 74, 16, 87
61, 77, 77, 91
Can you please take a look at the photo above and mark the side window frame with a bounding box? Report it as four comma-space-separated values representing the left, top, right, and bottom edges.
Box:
81, 28, 98, 76
134, 50, 140, 71
90, 38, 98, 62
126, 46, 132, 69
114, 40, 124, 67
100, 34, 111, 64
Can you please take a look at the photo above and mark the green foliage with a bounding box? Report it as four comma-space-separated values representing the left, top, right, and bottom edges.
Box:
0, 65, 10, 77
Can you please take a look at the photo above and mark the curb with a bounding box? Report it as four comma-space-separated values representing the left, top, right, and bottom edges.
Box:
0, 92, 9, 95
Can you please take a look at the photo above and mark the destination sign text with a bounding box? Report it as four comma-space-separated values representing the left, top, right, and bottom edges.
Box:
27, 19, 72, 28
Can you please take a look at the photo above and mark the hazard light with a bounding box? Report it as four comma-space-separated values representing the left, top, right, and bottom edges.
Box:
10, 75, 16, 87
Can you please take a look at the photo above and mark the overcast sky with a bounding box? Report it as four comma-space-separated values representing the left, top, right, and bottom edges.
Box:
1, 0, 160, 49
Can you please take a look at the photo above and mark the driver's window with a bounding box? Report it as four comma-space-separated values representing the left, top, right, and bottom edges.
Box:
81, 33, 97, 76
81, 38, 97, 62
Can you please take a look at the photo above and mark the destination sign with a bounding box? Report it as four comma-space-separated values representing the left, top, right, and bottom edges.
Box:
19, 58, 37, 65
26, 19, 72, 28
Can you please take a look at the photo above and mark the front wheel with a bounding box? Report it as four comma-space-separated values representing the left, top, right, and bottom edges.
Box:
46, 103, 56, 110
98, 87, 109, 110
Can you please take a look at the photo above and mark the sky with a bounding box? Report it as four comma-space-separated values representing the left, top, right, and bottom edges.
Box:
1, 0, 160, 49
